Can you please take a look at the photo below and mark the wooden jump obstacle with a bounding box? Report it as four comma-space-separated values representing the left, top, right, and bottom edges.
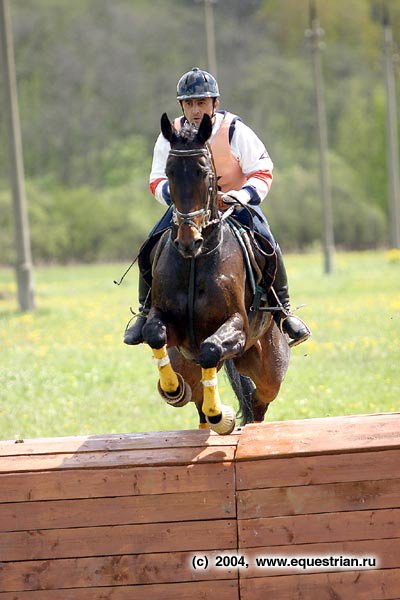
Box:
0, 412, 400, 599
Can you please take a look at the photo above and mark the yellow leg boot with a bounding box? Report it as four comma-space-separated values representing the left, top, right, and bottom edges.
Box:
152, 346, 180, 394
201, 368, 222, 418
202, 367, 236, 435
152, 346, 192, 407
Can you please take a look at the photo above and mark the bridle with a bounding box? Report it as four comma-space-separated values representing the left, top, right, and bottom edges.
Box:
168, 146, 219, 232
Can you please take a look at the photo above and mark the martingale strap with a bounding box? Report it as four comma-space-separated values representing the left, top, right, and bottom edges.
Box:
188, 257, 197, 349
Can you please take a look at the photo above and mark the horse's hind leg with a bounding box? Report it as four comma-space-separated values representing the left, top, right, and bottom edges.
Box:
234, 324, 290, 422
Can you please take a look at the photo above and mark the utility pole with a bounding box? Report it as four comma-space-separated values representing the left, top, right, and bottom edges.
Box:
196, 0, 218, 77
0, 0, 35, 310
305, 0, 335, 274
383, 5, 400, 249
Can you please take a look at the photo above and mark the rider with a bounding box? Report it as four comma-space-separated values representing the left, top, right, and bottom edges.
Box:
124, 67, 311, 347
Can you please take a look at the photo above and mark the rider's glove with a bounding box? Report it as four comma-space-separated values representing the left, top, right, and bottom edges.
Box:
221, 188, 251, 206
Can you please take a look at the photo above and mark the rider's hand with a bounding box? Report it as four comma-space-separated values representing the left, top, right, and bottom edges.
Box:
218, 189, 251, 210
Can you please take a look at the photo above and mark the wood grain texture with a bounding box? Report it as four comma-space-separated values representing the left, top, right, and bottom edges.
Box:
0, 461, 234, 503
2, 413, 399, 597
0, 489, 235, 532
0, 445, 236, 473
0, 550, 237, 592
242, 537, 398, 578
1, 520, 237, 562
0, 430, 240, 457
237, 478, 400, 519
239, 569, 400, 600
238, 508, 400, 548
236, 413, 400, 460
0, 579, 240, 600
236, 448, 400, 490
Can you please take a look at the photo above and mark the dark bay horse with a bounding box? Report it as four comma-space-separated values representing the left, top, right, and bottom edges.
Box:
142, 113, 290, 434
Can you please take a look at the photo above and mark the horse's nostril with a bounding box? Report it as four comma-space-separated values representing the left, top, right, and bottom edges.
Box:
194, 238, 203, 250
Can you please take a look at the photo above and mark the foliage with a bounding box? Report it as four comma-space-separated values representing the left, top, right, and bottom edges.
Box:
0, 0, 399, 262
0, 177, 165, 264
0, 252, 398, 439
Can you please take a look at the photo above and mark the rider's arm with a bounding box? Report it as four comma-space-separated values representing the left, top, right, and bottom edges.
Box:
149, 133, 171, 206
229, 120, 274, 205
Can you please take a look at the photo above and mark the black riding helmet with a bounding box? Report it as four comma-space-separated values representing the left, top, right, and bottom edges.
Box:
177, 67, 220, 100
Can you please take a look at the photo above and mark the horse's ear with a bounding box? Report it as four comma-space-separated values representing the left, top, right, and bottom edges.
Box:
196, 113, 213, 144
161, 112, 174, 142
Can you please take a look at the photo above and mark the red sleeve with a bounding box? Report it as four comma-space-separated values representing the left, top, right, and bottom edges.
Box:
149, 177, 167, 197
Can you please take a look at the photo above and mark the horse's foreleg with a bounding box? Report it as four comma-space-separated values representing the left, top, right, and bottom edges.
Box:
199, 313, 246, 434
143, 308, 190, 405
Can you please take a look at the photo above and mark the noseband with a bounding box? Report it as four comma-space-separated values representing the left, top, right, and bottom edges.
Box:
168, 147, 218, 232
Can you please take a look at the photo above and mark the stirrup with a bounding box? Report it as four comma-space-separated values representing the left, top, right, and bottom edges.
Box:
123, 311, 148, 345
280, 314, 311, 348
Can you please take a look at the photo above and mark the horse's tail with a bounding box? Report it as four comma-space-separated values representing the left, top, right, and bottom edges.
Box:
224, 359, 255, 425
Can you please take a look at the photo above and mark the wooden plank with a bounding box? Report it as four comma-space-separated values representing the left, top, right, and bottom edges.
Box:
239, 569, 400, 600
0, 550, 237, 592
236, 448, 400, 490
1, 519, 237, 561
0, 445, 236, 473
236, 413, 400, 461
0, 429, 241, 457
242, 538, 398, 578
0, 579, 240, 599
0, 489, 235, 532
239, 508, 400, 548
0, 462, 235, 503
238, 478, 400, 519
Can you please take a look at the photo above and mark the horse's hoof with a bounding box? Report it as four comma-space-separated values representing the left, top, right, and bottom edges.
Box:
157, 373, 192, 407
206, 404, 236, 435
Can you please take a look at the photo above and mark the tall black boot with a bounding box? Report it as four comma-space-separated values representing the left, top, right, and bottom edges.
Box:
123, 273, 151, 346
270, 246, 311, 347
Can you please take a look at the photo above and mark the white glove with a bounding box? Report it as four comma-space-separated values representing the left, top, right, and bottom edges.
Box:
221, 188, 251, 205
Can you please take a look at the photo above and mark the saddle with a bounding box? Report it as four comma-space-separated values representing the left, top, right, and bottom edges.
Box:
225, 216, 277, 312
137, 216, 277, 314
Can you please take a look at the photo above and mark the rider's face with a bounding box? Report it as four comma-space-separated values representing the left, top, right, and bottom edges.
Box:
181, 97, 219, 127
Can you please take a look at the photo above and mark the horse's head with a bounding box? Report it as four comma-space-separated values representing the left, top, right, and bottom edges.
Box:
161, 112, 218, 258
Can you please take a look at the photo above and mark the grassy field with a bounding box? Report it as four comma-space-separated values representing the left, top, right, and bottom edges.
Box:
0, 251, 399, 441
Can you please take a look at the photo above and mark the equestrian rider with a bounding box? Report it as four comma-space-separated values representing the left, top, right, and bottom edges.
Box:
124, 67, 311, 347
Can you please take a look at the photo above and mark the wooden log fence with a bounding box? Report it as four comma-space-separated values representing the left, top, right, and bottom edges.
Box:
0, 412, 399, 599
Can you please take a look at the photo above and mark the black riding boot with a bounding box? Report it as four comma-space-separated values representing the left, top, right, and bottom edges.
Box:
123, 273, 151, 346
270, 246, 311, 347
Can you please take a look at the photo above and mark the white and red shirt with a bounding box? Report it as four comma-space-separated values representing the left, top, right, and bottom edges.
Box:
149, 110, 273, 206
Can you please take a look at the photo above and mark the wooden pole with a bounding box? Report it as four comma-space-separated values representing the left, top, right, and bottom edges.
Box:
306, 1, 335, 274
383, 6, 400, 249
0, 0, 35, 310
201, 0, 218, 77
195, 0, 218, 78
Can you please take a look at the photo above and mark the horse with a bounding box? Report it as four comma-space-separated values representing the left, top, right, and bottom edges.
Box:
142, 112, 290, 435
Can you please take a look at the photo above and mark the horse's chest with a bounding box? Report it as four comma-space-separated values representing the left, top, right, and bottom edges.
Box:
153, 253, 237, 317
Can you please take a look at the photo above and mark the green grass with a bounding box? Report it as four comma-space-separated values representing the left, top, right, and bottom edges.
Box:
0, 251, 399, 440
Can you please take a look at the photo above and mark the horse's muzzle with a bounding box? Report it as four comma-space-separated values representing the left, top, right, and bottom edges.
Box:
174, 231, 203, 258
